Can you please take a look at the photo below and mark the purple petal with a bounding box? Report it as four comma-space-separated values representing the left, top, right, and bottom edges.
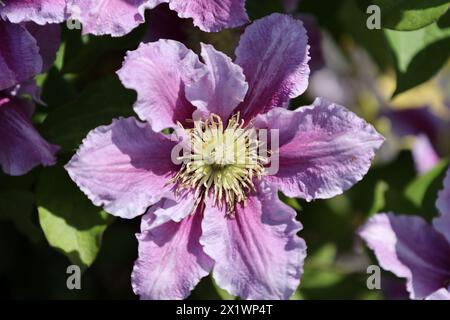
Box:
425, 288, 450, 300
0, 0, 66, 24
359, 213, 450, 299
0, 98, 58, 176
65, 117, 179, 219
383, 107, 442, 142
169, 0, 248, 32
24, 22, 61, 72
434, 167, 450, 244
68, 0, 158, 37
186, 43, 248, 121
255, 98, 384, 201
117, 40, 206, 131
0, 21, 42, 91
132, 211, 214, 300
412, 135, 440, 174
235, 13, 310, 119
200, 183, 306, 299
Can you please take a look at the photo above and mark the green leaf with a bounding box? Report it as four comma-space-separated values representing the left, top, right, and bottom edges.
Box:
371, 0, 449, 31
369, 159, 450, 220
299, 244, 344, 290
307, 243, 337, 268
41, 76, 135, 153
189, 276, 235, 300
386, 22, 450, 95
368, 181, 389, 215
211, 277, 236, 300
0, 190, 42, 243
369, 180, 418, 216
404, 158, 449, 220
280, 193, 302, 211
301, 270, 344, 289
36, 165, 114, 270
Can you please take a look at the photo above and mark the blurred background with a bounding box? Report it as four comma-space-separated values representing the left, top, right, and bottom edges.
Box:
1, 0, 449, 299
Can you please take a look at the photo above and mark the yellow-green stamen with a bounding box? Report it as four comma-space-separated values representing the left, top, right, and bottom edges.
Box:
172, 113, 267, 215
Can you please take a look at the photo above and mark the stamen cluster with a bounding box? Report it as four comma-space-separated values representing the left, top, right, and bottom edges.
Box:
173, 114, 267, 214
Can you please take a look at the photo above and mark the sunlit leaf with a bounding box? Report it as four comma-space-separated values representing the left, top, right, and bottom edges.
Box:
386, 22, 450, 95
36, 165, 113, 270
405, 158, 450, 220
370, 0, 449, 31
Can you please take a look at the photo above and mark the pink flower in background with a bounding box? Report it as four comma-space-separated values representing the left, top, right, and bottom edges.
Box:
359, 167, 450, 300
67, 0, 249, 36
383, 107, 444, 174
66, 14, 384, 299
0, 20, 60, 175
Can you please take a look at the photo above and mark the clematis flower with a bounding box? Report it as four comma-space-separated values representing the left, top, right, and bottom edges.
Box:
0, 20, 60, 175
383, 107, 444, 173
0, 0, 67, 25
66, 14, 384, 299
359, 167, 450, 300
67, 0, 249, 37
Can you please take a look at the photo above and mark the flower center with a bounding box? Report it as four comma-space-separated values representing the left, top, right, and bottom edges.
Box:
172, 113, 267, 214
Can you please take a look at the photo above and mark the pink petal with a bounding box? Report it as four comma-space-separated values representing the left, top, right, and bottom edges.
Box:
0, 21, 42, 91
0, 0, 66, 24
117, 40, 206, 131
200, 183, 306, 299
65, 117, 179, 219
412, 135, 440, 174
434, 167, 450, 244
235, 13, 310, 119
425, 288, 450, 300
169, 0, 248, 32
68, 0, 159, 37
359, 213, 450, 299
186, 43, 248, 121
132, 210, 213, 300
255, 98, 384, 201
0, 98, 58, 176
140, 192, 197, 231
